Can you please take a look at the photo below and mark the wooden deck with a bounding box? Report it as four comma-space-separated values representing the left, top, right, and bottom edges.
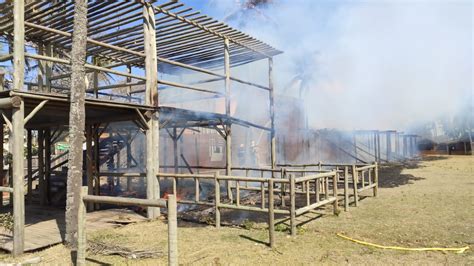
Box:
0, 206, 146, 252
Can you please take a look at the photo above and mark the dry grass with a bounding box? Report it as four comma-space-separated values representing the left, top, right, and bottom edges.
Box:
1, 155, 473, 265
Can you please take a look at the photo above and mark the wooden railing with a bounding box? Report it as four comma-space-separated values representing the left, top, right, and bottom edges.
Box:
97, 163, 378, 249
77, 186, 178, 266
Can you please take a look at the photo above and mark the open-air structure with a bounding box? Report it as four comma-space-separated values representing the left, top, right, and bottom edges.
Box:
0, 1, 396, 263
0, 0, 281, 257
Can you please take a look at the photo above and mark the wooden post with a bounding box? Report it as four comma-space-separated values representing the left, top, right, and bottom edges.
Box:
344, 166, 349, 211
126, 131, 132, 191
45, 44, 53, 92
269, 57, 276, 174
173, 128, 178, 174
12, 0, 25, 255
268, 179, 275, 248
195, 177, 200, 202
214, 172, 220, 228
143, 2, 159, 219
305, 180, 310, 206
260, 182, 265, 208
224, 38, 233, 202
45, 129, 51, 203
236, 181, 240, 206
167, 194, 178, 266
290, 174, 296, 237
374, 163, 379, 197
65, 0, 88, 247
86, 125, 94, 211
280, 168, 285, 207
27, 130, 33, 204
126, 64, 132, 102
76, 187, 87, 266
93, 124, 100, 210
38, 130, 46, 205
325, 177, 329, 199
333, 173, 338, 215
315, 179, 320, 203
12, 98, 25, 256
352, 165, 358, 207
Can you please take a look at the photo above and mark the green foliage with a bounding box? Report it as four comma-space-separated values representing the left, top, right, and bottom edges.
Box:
275, 223, 289, 232
241, 219, 255, 230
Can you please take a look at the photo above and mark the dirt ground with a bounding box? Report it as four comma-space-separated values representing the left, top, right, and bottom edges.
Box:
1, 155, 473, 265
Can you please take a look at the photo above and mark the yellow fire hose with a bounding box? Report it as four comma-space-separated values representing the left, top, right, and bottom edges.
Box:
336, 233, 470, 254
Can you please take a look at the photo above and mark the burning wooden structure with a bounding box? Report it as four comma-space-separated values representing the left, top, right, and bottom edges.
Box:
0, 0, 281, 257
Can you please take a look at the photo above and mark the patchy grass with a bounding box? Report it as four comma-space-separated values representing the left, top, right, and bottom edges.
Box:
1, 156, 473, 265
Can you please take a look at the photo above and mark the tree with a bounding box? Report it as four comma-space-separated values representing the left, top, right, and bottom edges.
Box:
65, 0, 88, 248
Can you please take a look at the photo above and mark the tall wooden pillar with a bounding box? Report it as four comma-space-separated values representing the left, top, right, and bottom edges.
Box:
269, 57, 276, 172
173, 128, 178, 174
12, 99, 25, 256
143, 2, 159, 218
86, 125, 94, 210
93, 124, 100, 209
224, 38, 233, 201
38, 130, 45, 205
26, 130, 32, 204
126, 131, 132, 191
44, 129, 51, 203
12, 0, 25, 256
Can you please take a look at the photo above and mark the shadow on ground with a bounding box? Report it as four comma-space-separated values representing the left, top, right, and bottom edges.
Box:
378, 159, 431, 188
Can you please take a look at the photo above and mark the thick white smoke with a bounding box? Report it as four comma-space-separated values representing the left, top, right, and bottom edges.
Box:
201, 0, 473, 131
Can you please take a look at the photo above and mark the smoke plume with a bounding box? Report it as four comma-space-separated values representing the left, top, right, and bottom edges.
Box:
203, 0, 473, 132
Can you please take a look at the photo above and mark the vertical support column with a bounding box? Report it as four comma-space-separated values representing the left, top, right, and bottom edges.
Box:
269, 57, 276, 173
26, 130, 32, 204
268, 179, 275, 248
38, 130, 45, 205
12, 0, 25, 92
45, 44, 53, 92
167, 194, 178, 266
45, 129, 51, 203
76, 187, 87, 266
143, 2, 159, 218
37, 44, 44, 92
373, 163, 379, 197
12, 99, 25, 256
289, 174, 296, 237
352, 165, 359, 207
344, 166, 349, 211
12, 0, 25, 256
333, 172, 338, 215
224, 38, 233, 201
214, 172, 220, 228
126, 131, 132, 191
86, 125, 94, 211
93, 124, 100, 210
126, 64, 132, 102
173, 128, 178, 174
